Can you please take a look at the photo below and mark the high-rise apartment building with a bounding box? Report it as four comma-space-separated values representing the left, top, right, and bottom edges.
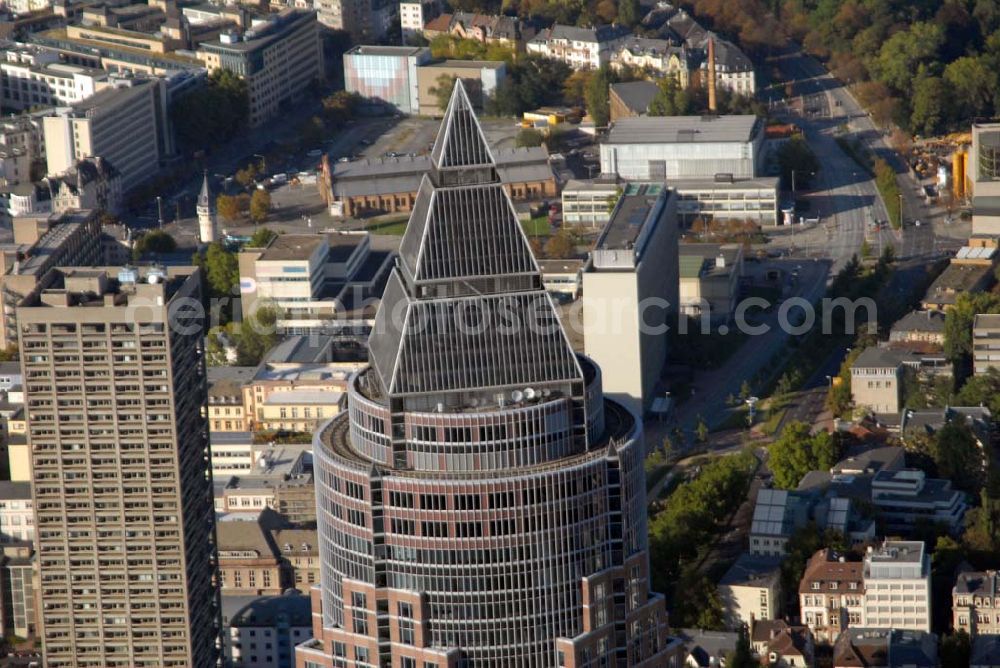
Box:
18, 265, 221, 668
295, 82, 674, 668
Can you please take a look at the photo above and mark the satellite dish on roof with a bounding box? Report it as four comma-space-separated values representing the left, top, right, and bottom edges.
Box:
524, 388, 536, 400
510, 390, 524, 403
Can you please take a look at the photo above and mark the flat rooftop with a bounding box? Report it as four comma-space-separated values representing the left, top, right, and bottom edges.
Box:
421, 58, 505, 70
347, 45, 427, 57
867, 541, 925, 564
606, 114, 760, 145
974, 313, 1000, 329
253, 234, 327, 262
595, 182, 666, 252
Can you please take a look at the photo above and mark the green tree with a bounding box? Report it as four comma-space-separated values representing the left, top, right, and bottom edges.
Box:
583, 67, 611, 127
871, 22, 945, 92
933, 422, 984, 493
430, 74, 458, 114
769, 422, 840, 489
956, 368, 1000, 415
170, 67, 249, 150
944, 292, 1000, 362
249, 189, 271, 224
133, 230, 176, 258
944, 56, 997, 119
247, 227, 277, 248
860, 238, 872, 259
543, 230, 574, 258
205, 325, 232, 366
910, 75, 955, 137
777, 136, 820, 190
617, 0, 640, 27
235, 305, 280, 365
515, 128, 545, 148
199, 242, 239, 298
647, 76, 691, 116
216, 194, 244, 222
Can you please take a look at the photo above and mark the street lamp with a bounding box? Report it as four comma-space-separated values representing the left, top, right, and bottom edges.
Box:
897, 192, 904, 228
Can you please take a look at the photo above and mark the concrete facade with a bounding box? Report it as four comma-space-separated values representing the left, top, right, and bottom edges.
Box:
583, 183, 678, 416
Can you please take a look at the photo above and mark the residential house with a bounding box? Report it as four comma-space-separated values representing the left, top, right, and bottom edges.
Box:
208, 366, 255, 433
610, 38, 690, 87
43, 156, 122, 214
750, 620, 814, 668
889, 310, 945, 348
832, 628, 937, 668
717, 553, 782, 630
271, 528, 320, 590
798, 549, 865, 642
526, 24, 631, 70
216, 517, 292, 596
954, 570, 1000, 636
676, 628, 738, 668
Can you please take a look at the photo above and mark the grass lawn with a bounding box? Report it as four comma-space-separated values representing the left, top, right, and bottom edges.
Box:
365, 217, 409, 235
521, 216, 551, 236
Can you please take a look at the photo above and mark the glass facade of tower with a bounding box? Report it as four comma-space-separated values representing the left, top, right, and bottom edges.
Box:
297, 82, 675, 668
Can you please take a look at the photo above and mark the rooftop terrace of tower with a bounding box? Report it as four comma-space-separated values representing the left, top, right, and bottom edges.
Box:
318, 387, 635, 480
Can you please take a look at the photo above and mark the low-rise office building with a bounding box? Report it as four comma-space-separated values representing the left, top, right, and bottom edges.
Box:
315, 0, 396, 42
678, 243, 743, 323
672, 176, 779, 226
749, 488, 813, 556
414, 58, 506, 116
870, 468, 967, 535
718, 553, 782, 630
583, 182, 678, 415
210, 431, 255, 478
225, 591, 313, 668
954, 569, 1000, 636
862, 541, 931, 633
974, 313, 1000, 375
537, 259, 583, 299
237, 231, 392, 331
0, 542, 36, 640
0, 481, 32, 544
561, 178, 620, 228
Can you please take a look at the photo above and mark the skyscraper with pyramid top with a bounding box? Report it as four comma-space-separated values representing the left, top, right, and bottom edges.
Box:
296, 81, 677, 668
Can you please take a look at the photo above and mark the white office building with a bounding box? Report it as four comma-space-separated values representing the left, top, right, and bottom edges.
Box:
862, 541, 931, 633
1, 44, 109, 111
